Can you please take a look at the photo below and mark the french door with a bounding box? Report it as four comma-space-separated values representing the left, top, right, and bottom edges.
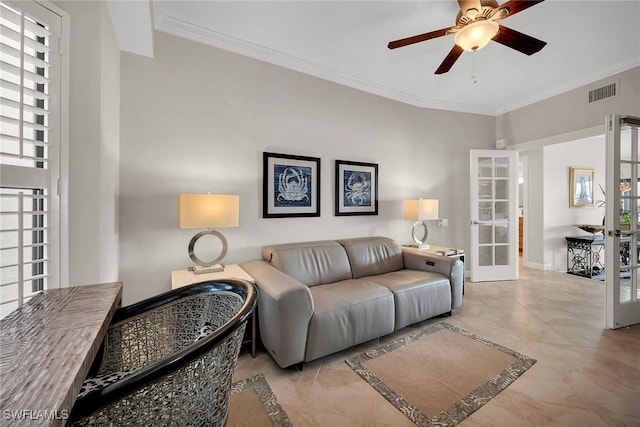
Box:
470, 150, 519, 282
605, 115, 640, 329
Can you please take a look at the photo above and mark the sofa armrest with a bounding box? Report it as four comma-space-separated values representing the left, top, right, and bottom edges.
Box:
401, 249, 464, 309
240, 260, 314, 368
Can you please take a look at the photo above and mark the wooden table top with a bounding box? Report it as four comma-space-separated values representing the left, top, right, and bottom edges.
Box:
0, 282, 122, 426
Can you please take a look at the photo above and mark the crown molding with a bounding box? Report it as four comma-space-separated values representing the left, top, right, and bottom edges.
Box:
156, 15, 639, 118
155, 15, 497, 116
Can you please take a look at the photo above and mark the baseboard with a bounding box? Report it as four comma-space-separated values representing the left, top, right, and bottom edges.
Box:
522, 260, 552, 270
464, 262, 551, 275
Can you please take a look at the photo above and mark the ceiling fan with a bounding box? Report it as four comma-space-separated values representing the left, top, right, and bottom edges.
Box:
388, 0, 547, 74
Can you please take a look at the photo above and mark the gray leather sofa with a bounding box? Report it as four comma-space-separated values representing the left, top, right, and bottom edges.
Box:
240, 236, 464, 368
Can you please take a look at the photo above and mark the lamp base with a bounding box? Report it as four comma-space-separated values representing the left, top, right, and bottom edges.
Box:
411, 221, 431, 250
190, 264, 225, 274
187, 229, 229, 274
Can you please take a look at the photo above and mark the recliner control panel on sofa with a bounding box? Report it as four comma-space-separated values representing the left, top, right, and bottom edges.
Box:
241, 236, 463, 368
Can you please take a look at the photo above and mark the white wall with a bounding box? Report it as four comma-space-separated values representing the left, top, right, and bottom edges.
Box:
543, 136, 606, 271
54, 1, 120, 286
118, 32, 496, 304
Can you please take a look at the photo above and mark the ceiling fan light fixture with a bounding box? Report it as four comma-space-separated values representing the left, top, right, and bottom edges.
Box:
454, 20, 499, 52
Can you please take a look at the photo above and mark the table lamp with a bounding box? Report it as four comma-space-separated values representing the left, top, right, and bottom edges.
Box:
403, 198, 439, 249
178, 193, 239, 274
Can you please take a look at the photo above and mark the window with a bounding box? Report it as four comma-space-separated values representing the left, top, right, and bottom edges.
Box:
0, 1, 62, 318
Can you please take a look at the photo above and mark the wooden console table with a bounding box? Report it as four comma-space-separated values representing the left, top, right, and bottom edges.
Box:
0, 282, 122, 426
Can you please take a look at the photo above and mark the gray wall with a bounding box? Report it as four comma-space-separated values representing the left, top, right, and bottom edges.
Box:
54, 1, 120, 286
118, 32, 496, 304
504, 66, 639, 270
498, 67, 640, 145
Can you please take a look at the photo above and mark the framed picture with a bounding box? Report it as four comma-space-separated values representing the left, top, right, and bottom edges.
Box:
263, 152, 321, 218
570, 167, 595, 208
335, 160, 378, 216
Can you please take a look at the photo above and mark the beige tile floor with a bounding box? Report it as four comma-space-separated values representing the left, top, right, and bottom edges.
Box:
233, 265, 640, 426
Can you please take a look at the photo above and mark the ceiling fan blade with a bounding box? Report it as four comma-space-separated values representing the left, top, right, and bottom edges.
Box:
493, 24, 547, 55
435, 45, 464, 74
494, 0, 545, 20
458, 0, 483, 15
388, 27, 453, 49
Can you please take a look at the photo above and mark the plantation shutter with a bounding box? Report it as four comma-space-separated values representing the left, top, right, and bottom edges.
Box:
0, 1, 62, 318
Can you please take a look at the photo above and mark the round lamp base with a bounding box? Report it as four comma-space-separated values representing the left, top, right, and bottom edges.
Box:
188, 229, 228, 273
411, 221, 431, 249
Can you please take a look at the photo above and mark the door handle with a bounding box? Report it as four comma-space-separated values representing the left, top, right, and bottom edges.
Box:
608, 229, 640, 237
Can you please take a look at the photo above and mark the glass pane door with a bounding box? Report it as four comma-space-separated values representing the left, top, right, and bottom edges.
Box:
470, 150, 518, 282
605, 115, 640, 329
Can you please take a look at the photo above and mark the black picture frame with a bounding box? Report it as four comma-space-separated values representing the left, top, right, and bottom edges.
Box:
335, 160, 378, 216
263, 152, 321, 218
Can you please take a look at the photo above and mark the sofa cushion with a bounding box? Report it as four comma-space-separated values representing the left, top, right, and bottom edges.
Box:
366, 269, 452, 330
338, 237, 404, 279
306, 279, 395, 362
262, 240, 352, 287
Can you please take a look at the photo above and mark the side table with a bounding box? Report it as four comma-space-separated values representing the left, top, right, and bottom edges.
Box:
403, 244, 465, 293
403, 244, 465, 264
565, 235, 632, 281
171, 264, 257, 357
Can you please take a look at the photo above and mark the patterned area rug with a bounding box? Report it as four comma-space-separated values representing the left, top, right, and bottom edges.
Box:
346, 322, 536, 427
227, 373, 293, 427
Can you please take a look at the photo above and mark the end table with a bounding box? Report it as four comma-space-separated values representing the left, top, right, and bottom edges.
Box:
171, 264, 257, 357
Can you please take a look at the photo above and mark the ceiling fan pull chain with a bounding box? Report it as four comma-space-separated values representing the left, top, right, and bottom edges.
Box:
471, 50, 478, 84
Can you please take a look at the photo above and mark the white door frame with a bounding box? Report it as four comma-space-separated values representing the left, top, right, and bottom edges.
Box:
605, 114, 640, 329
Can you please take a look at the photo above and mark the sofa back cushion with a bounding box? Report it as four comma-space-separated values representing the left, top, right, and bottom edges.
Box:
262, 240, 352, 287
338, 237, 403, 279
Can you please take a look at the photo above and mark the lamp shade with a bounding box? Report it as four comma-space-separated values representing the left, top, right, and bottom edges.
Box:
178, 194, 239, 229
454, 20, 499, 52
403, 199, 439, 221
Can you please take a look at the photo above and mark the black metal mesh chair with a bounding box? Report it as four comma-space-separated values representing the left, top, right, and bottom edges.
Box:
69, 279, 256, 426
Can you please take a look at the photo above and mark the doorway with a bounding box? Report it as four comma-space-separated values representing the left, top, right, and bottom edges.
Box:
518, 158, 527, 259
513, 133, 606, 272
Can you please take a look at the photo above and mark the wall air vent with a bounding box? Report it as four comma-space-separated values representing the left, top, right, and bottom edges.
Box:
588, 82, 617, 103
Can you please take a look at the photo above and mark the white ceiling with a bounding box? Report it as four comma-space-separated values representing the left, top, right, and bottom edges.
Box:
118, 1, 640, 116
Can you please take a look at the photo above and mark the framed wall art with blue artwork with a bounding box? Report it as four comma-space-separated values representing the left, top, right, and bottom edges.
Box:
335, 160, 378, 216
263, 152, 321, 218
